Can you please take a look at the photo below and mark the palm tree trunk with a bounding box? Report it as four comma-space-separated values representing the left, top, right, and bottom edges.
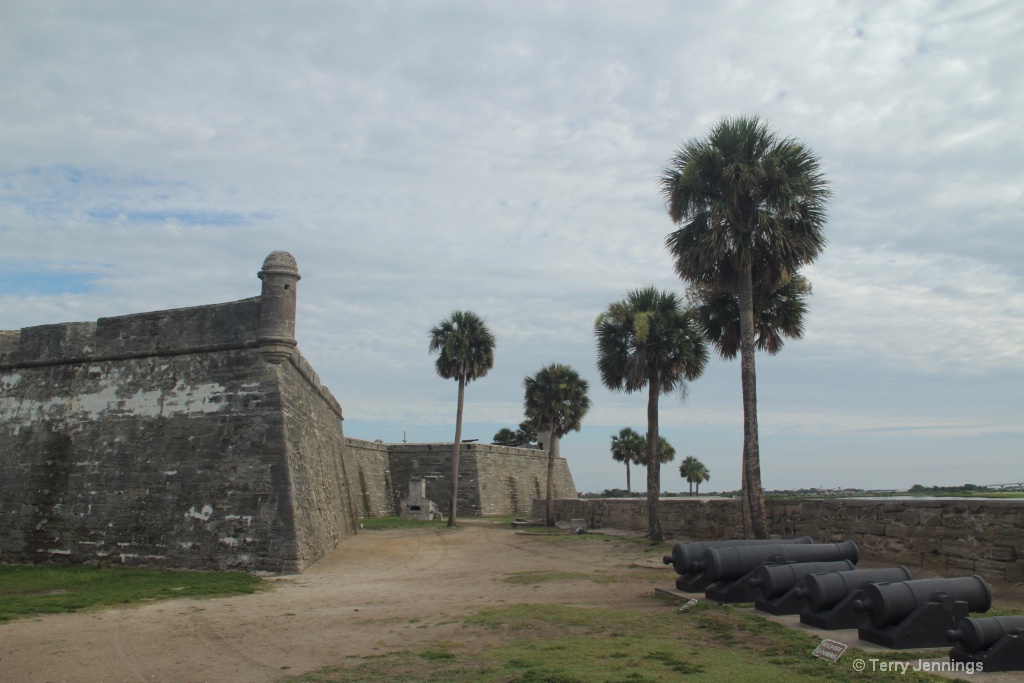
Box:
688, 480, 693, 497
448, 375, 466, 528
646, 376, 663, 543
738, 264, 769, 538
626, 461, 631, 495
545, 426, 558, 526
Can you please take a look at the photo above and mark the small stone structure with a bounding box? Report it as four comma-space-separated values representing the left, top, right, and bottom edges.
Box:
400, 480, 441, 521
0, 252, 577, 574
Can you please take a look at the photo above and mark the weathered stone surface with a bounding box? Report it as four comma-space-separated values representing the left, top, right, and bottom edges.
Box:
386, 442, 572, 518
542, 497, 1024, 584
1, 253, 578, 574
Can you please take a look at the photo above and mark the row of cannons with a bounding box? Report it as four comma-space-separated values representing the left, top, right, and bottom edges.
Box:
663, 537, 1024, 671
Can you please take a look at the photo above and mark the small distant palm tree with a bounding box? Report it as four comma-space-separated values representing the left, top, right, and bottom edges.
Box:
523, 363, 591, 526
662, 115, 830, 538
692, 462, 710, 496
610, 428, 645, 495
429, 310, 495, 527
595, 287, 708, 542
679, 456, 710, 496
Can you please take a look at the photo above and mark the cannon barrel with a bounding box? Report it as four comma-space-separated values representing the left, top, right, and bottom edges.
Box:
947, 616, 1024, 654
749, 560, 855, 599
853, 576, 991, 628
662, 537, 813, 575
703, 540, 859, 583
797, 567, 913, 612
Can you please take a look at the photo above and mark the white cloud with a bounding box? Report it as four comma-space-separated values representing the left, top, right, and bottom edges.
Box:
1, 0, 1021, 492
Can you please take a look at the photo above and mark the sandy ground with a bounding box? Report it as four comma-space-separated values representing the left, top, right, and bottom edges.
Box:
1, 523, 1020, 683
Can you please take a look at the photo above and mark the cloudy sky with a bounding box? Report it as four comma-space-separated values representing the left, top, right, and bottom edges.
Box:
2, 1, 1021, 494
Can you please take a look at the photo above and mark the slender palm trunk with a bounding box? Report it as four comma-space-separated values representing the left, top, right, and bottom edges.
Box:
688, 480, 693, 497
646, 376, 662, 543
448, 375, 466, 528
625, 461, 631, 495
545, 427, 558, 526
738, 265, 769, 538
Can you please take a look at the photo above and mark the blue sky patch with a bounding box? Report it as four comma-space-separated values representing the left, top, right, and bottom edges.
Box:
0, 270, 95, 295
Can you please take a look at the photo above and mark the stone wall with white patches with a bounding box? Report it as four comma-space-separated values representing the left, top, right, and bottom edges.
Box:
0, 294, 361, 573
0, 251, 578, 573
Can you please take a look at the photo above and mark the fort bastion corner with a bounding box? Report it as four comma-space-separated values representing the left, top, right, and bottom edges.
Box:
0, 252, 576, 574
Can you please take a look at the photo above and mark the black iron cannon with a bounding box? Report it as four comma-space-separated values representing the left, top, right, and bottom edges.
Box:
797, 566, 913, 629
663, 537, 813, 576
750, 560, 855, 615
948, 616, 1024, 672
854, 576, 992, 649
703, 540, 860, 603
664, 536, 814, 592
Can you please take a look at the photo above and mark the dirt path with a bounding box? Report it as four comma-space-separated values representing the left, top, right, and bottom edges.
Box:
0, 523, 665, 683
3, 524, 1020, 683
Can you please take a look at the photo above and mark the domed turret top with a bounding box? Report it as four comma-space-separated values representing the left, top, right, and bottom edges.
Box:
259, 251, 300, 279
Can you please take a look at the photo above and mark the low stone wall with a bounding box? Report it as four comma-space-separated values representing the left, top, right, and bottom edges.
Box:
383, 442, 575, 518
537, 497, 1024, 583
343, 438, 395, 519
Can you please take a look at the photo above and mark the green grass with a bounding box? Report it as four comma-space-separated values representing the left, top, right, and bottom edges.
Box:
502, 570, 617, 586
284, 600, 953, 683
0, 564, 265, 623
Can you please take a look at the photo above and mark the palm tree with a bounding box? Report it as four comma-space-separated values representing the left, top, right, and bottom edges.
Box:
679, 456, 710, 496
638, 435, 677, 466
679, 456, 698, 496
609, 427, 645, 495
662, 115, 830, 538
523, 363, 591, 526
691, 462, 710, 496
429, 310, 496, 527
595, 287, 708, 542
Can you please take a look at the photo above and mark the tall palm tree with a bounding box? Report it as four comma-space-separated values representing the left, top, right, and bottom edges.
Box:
609, 427, 645, 495
595, 287, 708, 542
662, 115, 830, 538
429, 310, 496, 527
523, 363, 591, 527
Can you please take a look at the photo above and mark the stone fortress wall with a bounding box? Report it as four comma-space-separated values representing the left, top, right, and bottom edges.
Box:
0, 252, 575, 574
538, 497, 1024, 583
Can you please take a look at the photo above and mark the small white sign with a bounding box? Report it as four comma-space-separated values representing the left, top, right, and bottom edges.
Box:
812, 639, 848, 663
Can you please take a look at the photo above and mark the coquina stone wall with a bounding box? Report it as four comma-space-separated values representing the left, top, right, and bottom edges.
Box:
0, 300, 358, 573
537, 497, 1024, 582
384, 442, 574, 518
342, 438, 395, 519
0, 252, 361, 573
1, 251, 579, 573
